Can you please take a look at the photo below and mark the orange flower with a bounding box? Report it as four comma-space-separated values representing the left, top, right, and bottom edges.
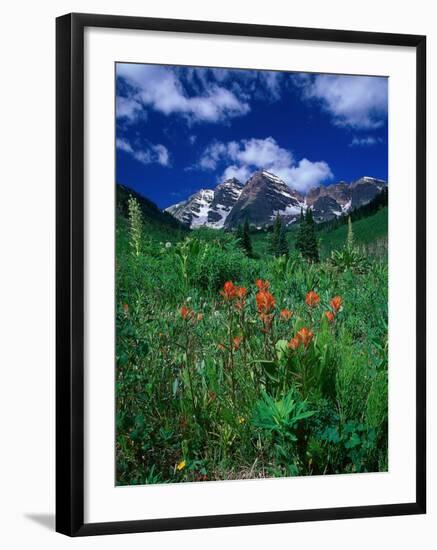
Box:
305, 291, 320, 307
330, 296, 343, 313
255, 279, 270, 292
324, 311, 335, 323
122, 303, 129, 314
256, 290, 276, 314
233, 336, 243, 350
296, 327, 314, 347
235, 286, 247, 310
221, 281, 237, 300
288, 337, 300, 350
217, 343, 227, 351
280, 309, 293, 321
196, 313, 203, 322
236, 286, 247, 299
259, 313, 274, 332
180, 306, 191, 320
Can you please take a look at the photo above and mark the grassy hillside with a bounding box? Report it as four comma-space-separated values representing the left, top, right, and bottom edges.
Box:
250, 206, 388, 259
318, 207, 388, 257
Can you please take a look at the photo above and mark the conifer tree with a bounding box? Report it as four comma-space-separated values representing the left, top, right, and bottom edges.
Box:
269, 215, 281, 255
303, 208, 319, 263
242, 219, 253, 257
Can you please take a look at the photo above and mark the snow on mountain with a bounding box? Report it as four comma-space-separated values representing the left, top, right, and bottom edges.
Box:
165, 172, 387, 228
165, 178, 243, 229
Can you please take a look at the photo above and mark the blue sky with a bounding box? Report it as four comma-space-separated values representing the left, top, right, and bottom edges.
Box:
116, 63, 388, 209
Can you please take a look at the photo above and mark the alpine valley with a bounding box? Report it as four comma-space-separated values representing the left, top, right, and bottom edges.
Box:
164, 170, 387, 229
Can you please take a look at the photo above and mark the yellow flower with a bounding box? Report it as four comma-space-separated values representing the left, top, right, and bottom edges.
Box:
238, 416, 246, 424
176, 460, 186, 471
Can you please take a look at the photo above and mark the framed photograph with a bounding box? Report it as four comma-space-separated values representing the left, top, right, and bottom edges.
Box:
56, 13, 426, 536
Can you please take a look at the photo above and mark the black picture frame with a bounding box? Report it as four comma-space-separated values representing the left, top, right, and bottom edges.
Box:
56, 12, 426, 537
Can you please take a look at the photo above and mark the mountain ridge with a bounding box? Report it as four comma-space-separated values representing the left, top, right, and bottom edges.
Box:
164, 170, 387, 228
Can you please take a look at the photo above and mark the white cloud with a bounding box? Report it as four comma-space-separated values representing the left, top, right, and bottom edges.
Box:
222, 165, 252, 183
197, 136, 333, 192
349, 136, 383, 147
117, 64, 250, 124
283, 159, 333, 192
116, 96, 144, 122
298, 74, 388, 129
116, 137, 170, 167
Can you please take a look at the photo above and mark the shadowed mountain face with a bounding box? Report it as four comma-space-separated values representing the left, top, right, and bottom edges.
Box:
224, 171, 304, 228
165, 171, 387, 228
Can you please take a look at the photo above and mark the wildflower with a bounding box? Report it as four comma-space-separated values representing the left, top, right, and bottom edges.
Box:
256, 290, 276, 314
180, 306, 191, 320
196, 313, 203, 322
238, 416, 246, 424
280, 309, 293, 321
176, 460, 186, 471
330, 296, 343, 313
288, 337, 300, 350
233, 336, 243, 350
236, 286, 247, 299
235, 286, 247, 310
324, 311, 335, 323
165, 241, 172, 248
255, 279, 270, 291
208, 391, 217, 402
296, 327, 314, 347
305, 291, 320, 307
122, 303, 129, 314
259, 313, 274, 332
217, 343, 227, 351
221, 281, 237, 300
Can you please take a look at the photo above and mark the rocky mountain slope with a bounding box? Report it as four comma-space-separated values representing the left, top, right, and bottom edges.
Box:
165, 172, 387, 228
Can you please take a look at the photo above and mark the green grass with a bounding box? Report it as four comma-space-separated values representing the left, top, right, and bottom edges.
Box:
250, 207, 387, 259
115, 199, 388, 485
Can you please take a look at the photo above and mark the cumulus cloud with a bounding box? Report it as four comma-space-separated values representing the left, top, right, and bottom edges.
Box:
349, 136, 383, 147
116, 64, 250, 124
197, 136, 333, 193
116, 137, 170, 167
285, 159, 333, 191
295, 74, 388, 130
116, 96, 144, 123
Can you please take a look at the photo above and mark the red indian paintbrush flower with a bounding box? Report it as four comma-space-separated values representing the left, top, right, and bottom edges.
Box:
256, 290, 276, 314
180, 306, 191, 320
221, 281, 237, 300
280, 309, 293, 321
288, 337, 300, 350
330, 296, 343, 313
296, 327, 314, 347
232, 336, 243, 350
236, 286, 247, 299
255, 279, 270, 292
234, 286, 247, 310
324, 311, 334, 323
305, 291, 320, 307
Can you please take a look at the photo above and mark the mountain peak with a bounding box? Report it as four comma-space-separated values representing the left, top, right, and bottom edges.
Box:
165, 171, 387, 228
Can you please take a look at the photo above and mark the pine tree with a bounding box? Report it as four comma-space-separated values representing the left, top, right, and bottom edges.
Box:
303, 208, 319, 263
242, 219, 253, 257
269, 215, 281, 255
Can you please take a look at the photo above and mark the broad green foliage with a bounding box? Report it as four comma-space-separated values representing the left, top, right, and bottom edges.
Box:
116, 196, 388, 484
